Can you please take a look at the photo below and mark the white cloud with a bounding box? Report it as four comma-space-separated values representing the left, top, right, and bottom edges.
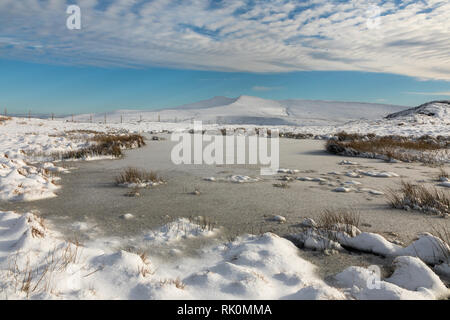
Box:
0, 0, 449, 80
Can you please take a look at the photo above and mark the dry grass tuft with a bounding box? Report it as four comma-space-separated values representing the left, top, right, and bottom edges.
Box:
430, 224, 450, 261
115, 167, 160, 185
437, 166, 449, 181
318, 208, 360, 233
159, 277, 186, 290
326, 134, 449, 164
0, 116, 12, 124
386, 181, 449, 216
273, 182, 290, 189
188, 216, 217, 232
7, 241, 82, 297
31, 227, 45, 238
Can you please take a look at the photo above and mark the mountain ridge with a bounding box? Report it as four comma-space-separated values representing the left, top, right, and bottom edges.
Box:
67, 95, 409, 126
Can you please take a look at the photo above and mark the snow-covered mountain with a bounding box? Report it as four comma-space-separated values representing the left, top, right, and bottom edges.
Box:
68, 95, 408, 126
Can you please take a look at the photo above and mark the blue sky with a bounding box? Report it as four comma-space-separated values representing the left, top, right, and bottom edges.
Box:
0, 0, 449, 114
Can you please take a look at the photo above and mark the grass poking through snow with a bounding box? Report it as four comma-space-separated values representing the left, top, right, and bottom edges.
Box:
326, 133, 449, 164
318, 208, 360, 236
55, 133, 145, 160
115, 167, 160, 185
430, 224, 450, 262
386, 181, 450, 217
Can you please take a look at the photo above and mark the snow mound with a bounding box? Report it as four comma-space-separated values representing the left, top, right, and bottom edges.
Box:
0, 155, 60, 201
0, 211, 346, 300
335, 256, 449, 300
337, 231, 449, 265
1, 210, 448, 300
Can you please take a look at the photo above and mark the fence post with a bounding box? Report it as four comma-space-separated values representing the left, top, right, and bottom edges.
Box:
52, 113, 54, 120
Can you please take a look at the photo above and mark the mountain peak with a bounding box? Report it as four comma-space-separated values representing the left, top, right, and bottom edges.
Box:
175, 96, 238, 110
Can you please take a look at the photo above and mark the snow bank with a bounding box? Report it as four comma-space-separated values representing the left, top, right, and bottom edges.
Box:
301, 224, 450, 266
0, 155, 60, 201
0, 211, 345, 300
335, 256, 449, 300
1, 210, 448, 300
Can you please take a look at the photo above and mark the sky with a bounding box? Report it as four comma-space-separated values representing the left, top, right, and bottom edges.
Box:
0, 0, 449, 114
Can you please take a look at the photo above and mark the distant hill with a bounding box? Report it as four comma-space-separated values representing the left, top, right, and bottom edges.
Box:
386, 101, 450, 121
67, 95, 408, 126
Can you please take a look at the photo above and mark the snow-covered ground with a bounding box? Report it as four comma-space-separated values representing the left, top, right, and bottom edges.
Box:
1, 210, 448, 299
0, 99, 449, 300
64, 97, 449, 137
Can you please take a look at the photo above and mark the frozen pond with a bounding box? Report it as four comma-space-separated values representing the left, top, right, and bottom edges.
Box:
1, 134, 448, 261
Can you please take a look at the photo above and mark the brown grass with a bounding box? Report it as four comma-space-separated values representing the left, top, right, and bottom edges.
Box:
56, 133, 145, 160
318, 208, 360, 233
159, 277, 186, 290
7, 242, 82, 297
115, 167, 160, 185
273, 182, 290, 188
386, 181, 450, 216
133, 250, 153, 277
0, 116, 12, 124
430, 224, 450, 261
326, 134, 449, 164
65, 129, 102, 135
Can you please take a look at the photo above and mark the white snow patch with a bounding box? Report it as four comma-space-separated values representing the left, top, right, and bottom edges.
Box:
143, 218, 218, 244
335, 256, 449, 300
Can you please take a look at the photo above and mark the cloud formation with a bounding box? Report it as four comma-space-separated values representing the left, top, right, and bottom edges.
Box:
0, 0, 449, 80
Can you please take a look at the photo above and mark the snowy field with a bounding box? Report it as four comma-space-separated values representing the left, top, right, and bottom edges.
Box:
0, 99, 449, 299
